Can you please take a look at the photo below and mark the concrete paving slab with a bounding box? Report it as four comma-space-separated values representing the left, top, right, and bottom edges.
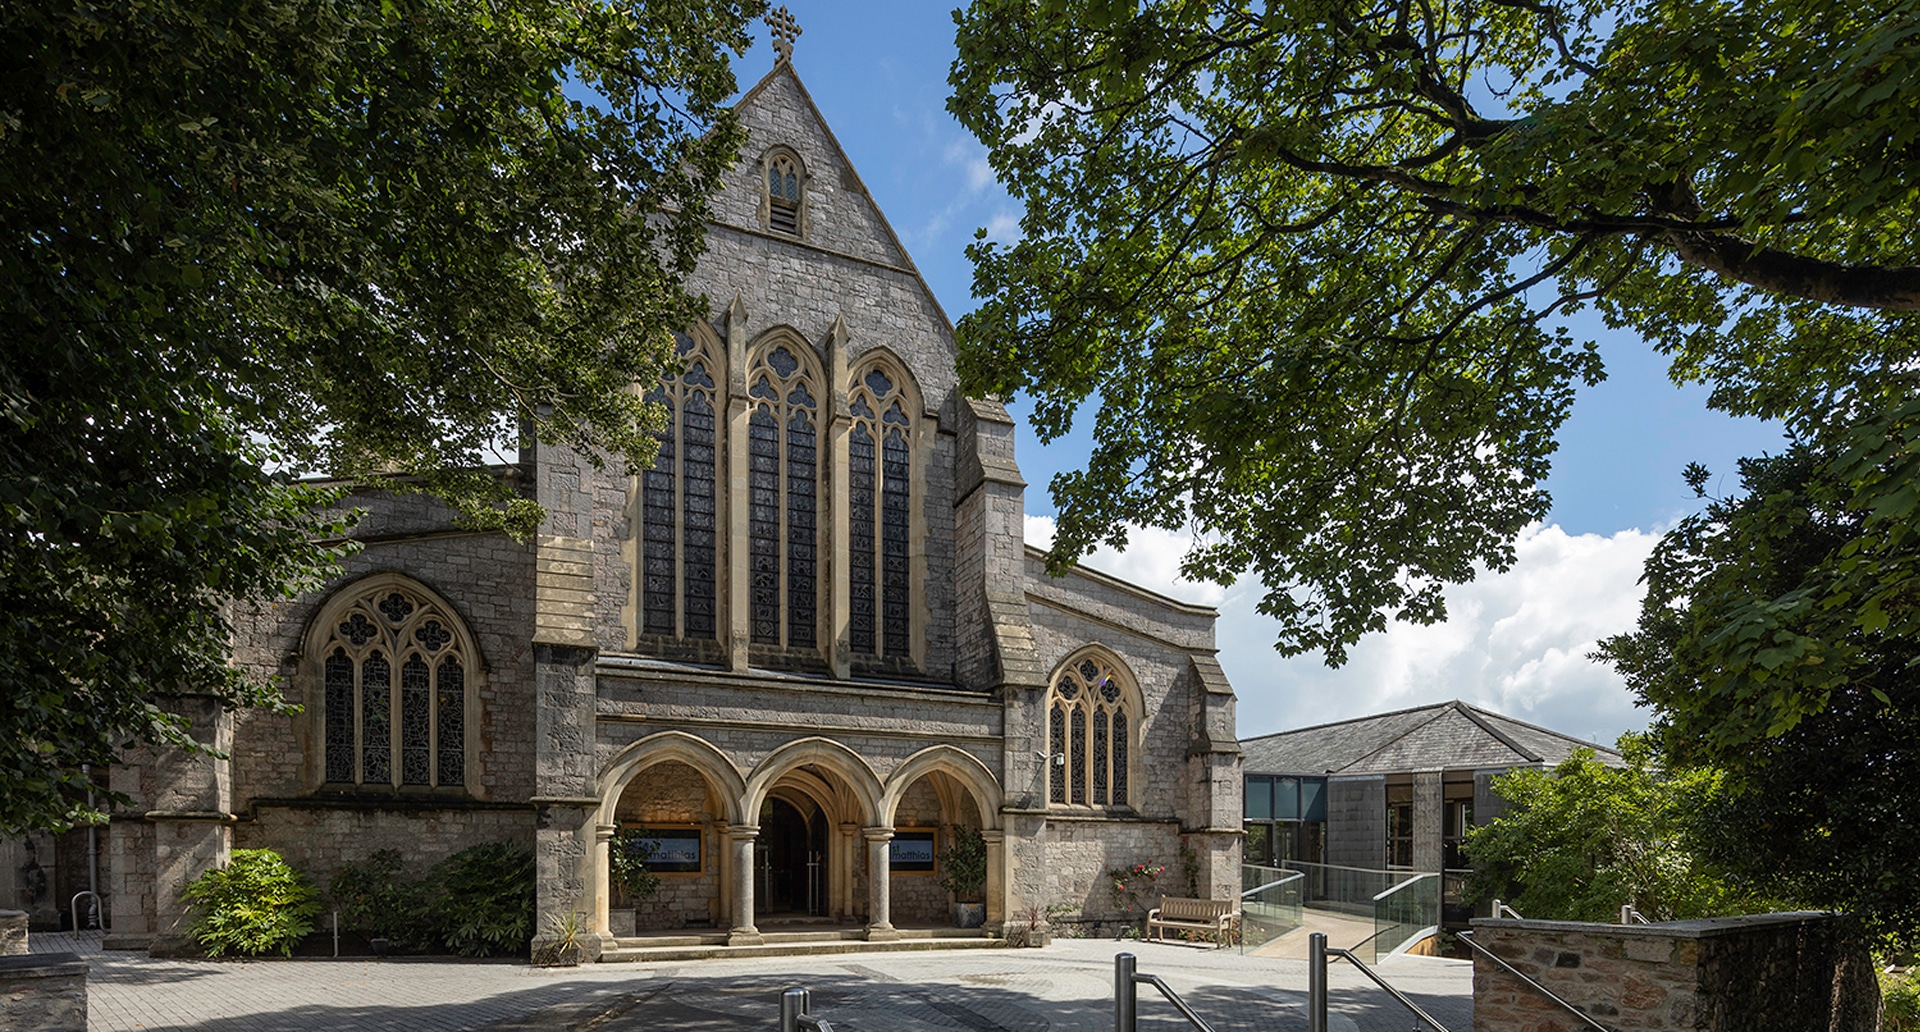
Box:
33, 929, 1472, 1031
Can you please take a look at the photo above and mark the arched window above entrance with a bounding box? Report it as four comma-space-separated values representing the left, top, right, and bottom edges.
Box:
1046, 650, 1139, 810
638, 330, 725, 649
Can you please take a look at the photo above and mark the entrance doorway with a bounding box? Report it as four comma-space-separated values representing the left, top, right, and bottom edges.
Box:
757, 797, 827, 918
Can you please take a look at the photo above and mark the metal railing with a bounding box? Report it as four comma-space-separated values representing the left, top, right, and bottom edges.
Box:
1455, 930, 1615, 1032
1239, 866, 1306, 953
779, 987, 836, 1032
1114, 953, 1218, 1032
1369, 873, 1439, 961
1307, 932, 1452, 1032
1619, 904, 1650, 925
1489, 897, 1523, 920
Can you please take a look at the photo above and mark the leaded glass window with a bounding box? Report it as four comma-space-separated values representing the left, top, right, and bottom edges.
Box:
743, 343, 822, 651
317, 582, 471, 791
1046, 653, 1136, 810
639, 332, 721, 641
768, 153, 802, 235
848, 363, 916, 663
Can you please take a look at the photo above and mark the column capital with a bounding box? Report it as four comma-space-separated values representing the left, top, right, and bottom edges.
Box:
727, 824, 761, 840
861, 826, 895, 842
979, 829, 1005, 845
837, 822, 860, 836
595, 823, 618, 841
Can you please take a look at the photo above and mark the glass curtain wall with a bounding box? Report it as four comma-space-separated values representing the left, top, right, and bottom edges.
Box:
1242, 775, 1327, 866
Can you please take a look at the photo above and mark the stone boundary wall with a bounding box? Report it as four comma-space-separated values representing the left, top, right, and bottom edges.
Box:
1470, 911, 1879, 1032
0, 910, 25, 955
0, 952, 86, 1032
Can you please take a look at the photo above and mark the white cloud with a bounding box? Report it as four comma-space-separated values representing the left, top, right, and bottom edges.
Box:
983, 210, 1021, 244
943, 140, 996, 194
1027, 515, 1660, 748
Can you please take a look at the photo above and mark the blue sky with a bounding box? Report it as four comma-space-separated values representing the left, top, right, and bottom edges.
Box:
725, 5, 1786, 744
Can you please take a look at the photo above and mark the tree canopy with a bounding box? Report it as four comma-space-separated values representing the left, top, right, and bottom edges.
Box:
0, 0, 762, 830
1464, 740, 1762, 924
1598, 375, 1920, 948
947, 0, 1920, 663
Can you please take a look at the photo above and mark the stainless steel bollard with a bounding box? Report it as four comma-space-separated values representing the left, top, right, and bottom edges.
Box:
1307, 932, 1328, 1032
1115, 952, 1137, 1032
780, 987, 809, 1032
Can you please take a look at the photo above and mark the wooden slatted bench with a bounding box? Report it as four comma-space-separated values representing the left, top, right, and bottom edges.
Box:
1145, 896, 1238, 944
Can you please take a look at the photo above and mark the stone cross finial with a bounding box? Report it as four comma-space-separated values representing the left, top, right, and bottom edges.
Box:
766, 5, 802, 64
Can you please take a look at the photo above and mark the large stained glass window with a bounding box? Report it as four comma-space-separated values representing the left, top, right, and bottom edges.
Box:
319, 583, 470, 791
848, 363, 916, 663
743, 342, 821, 651
1046, 653, 1136, 809
639, 333, 722, 641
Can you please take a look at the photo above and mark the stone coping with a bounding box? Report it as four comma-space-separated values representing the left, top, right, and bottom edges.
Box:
0, 910, 24, 919
1469, 910, 1839, 939
0, 952, 87, 979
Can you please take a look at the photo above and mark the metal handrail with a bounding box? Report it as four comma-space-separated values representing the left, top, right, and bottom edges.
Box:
70, 891, 100, 932
1619, 904, 1651, 925
1371, 871, 1436, 903
779, 988, 835, 1032
1489, 898, 1524, 920
1241, 870, 1305, 897
1306, 932, 1452, 1032
1455, 930, 1615, 1032
1114, 953, 1218, 1032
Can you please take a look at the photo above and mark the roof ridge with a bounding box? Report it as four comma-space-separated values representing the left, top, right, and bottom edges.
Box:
1461, 701, 1623, 757
1334, 704, 1459, 774
1450, 700, 1543, 764
1236, 700, 1454, 742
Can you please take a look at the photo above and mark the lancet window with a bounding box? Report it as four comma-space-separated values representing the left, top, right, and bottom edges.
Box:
746, 342, 821, 649
639, 333, 721, 640
847, 363, 914, 660
1047, 653, 1134, 808
318, 581, 470, 790
767, 152, 802, 236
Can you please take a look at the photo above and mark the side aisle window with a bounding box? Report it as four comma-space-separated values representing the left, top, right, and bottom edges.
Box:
640, 332, 723, 641
316, 579, 473, 791
1047, 652, 1137, 809
847, 361, 916, 663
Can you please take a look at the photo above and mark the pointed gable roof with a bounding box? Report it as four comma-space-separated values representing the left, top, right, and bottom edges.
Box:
1239, 700, 1623, 776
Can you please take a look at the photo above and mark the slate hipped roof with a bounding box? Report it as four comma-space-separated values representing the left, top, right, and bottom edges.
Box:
1239, 700, 1624, 777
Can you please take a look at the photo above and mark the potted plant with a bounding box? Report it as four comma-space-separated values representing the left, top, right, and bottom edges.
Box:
1006, 903, 1049, 948
938, 825, 988, 929
608, 828, 661, 935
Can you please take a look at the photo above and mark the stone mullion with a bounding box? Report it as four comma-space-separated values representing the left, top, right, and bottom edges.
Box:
828, 317, 851, 678
725, 296, 750, 671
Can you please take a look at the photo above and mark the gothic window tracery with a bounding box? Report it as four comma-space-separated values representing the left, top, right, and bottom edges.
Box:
847, 362, 915, 661
1046, 653, 1134, 809
767, 152, 803, 236
746, 341, 821, 650
318, 582, 471, 790
640, 332, 722, 640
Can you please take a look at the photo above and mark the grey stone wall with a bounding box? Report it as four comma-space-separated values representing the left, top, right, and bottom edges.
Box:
0, 910, 25, 955
1032, 818, 1185, 925
1470, 912, 1879, 1032
1412, 771, 1443, 871
0, 836, 59, 929
231, 806, 532, 891
1327, 776, 1386, 869
0, 954, 86, 1032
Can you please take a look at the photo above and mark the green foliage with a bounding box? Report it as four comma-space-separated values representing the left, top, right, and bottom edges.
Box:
181, 849, 323, 958
946, 0, 1920, 665
328, 848, 435, 949
608, 828, 661, 902
1464, 740, 1762, 923
938, 825, 989, 901
1884, 969, 1920, 1032
421, 841, 536, 958
0, 0, 763, 831
1599, 375, 1920, 949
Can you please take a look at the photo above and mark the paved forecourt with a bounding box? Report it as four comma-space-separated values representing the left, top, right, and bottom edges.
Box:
36, 932, 1471, 1032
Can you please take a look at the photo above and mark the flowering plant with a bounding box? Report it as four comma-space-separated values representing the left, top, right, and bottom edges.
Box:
1107, 861, 1166, 916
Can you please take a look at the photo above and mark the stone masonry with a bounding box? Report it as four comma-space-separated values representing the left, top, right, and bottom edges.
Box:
1470, 912, 1879, 1032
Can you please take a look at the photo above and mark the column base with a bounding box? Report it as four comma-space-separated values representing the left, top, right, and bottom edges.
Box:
727, 928, 765, 947
865, 924, 901, 942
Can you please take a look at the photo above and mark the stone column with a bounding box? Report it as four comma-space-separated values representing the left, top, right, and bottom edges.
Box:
724, 294, 752, 672
981, 829, 1006, 935
139, 693, 233, 957
727, 825, 762, 945
863, 827, 899, 941
835, 822, 858, 921
1412, 771, 1444, 873
592, 823, 616, 939
0, 910, 26, 955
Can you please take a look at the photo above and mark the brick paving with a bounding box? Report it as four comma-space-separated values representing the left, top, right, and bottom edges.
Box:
32, 931, 1472, 1032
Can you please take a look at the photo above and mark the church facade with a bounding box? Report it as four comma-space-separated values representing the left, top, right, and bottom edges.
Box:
27, 57, 1242, 956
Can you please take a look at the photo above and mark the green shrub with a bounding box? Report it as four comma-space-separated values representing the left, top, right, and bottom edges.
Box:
181, 849, 323, 957
1884, 968, 1920, 1032
329, 848, 437, 952
938, 826, 988, 902
422, 841, 535, 957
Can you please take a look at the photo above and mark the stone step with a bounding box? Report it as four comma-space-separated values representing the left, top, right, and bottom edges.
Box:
597, 936, 1007, 964
610, 933, 729, 949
